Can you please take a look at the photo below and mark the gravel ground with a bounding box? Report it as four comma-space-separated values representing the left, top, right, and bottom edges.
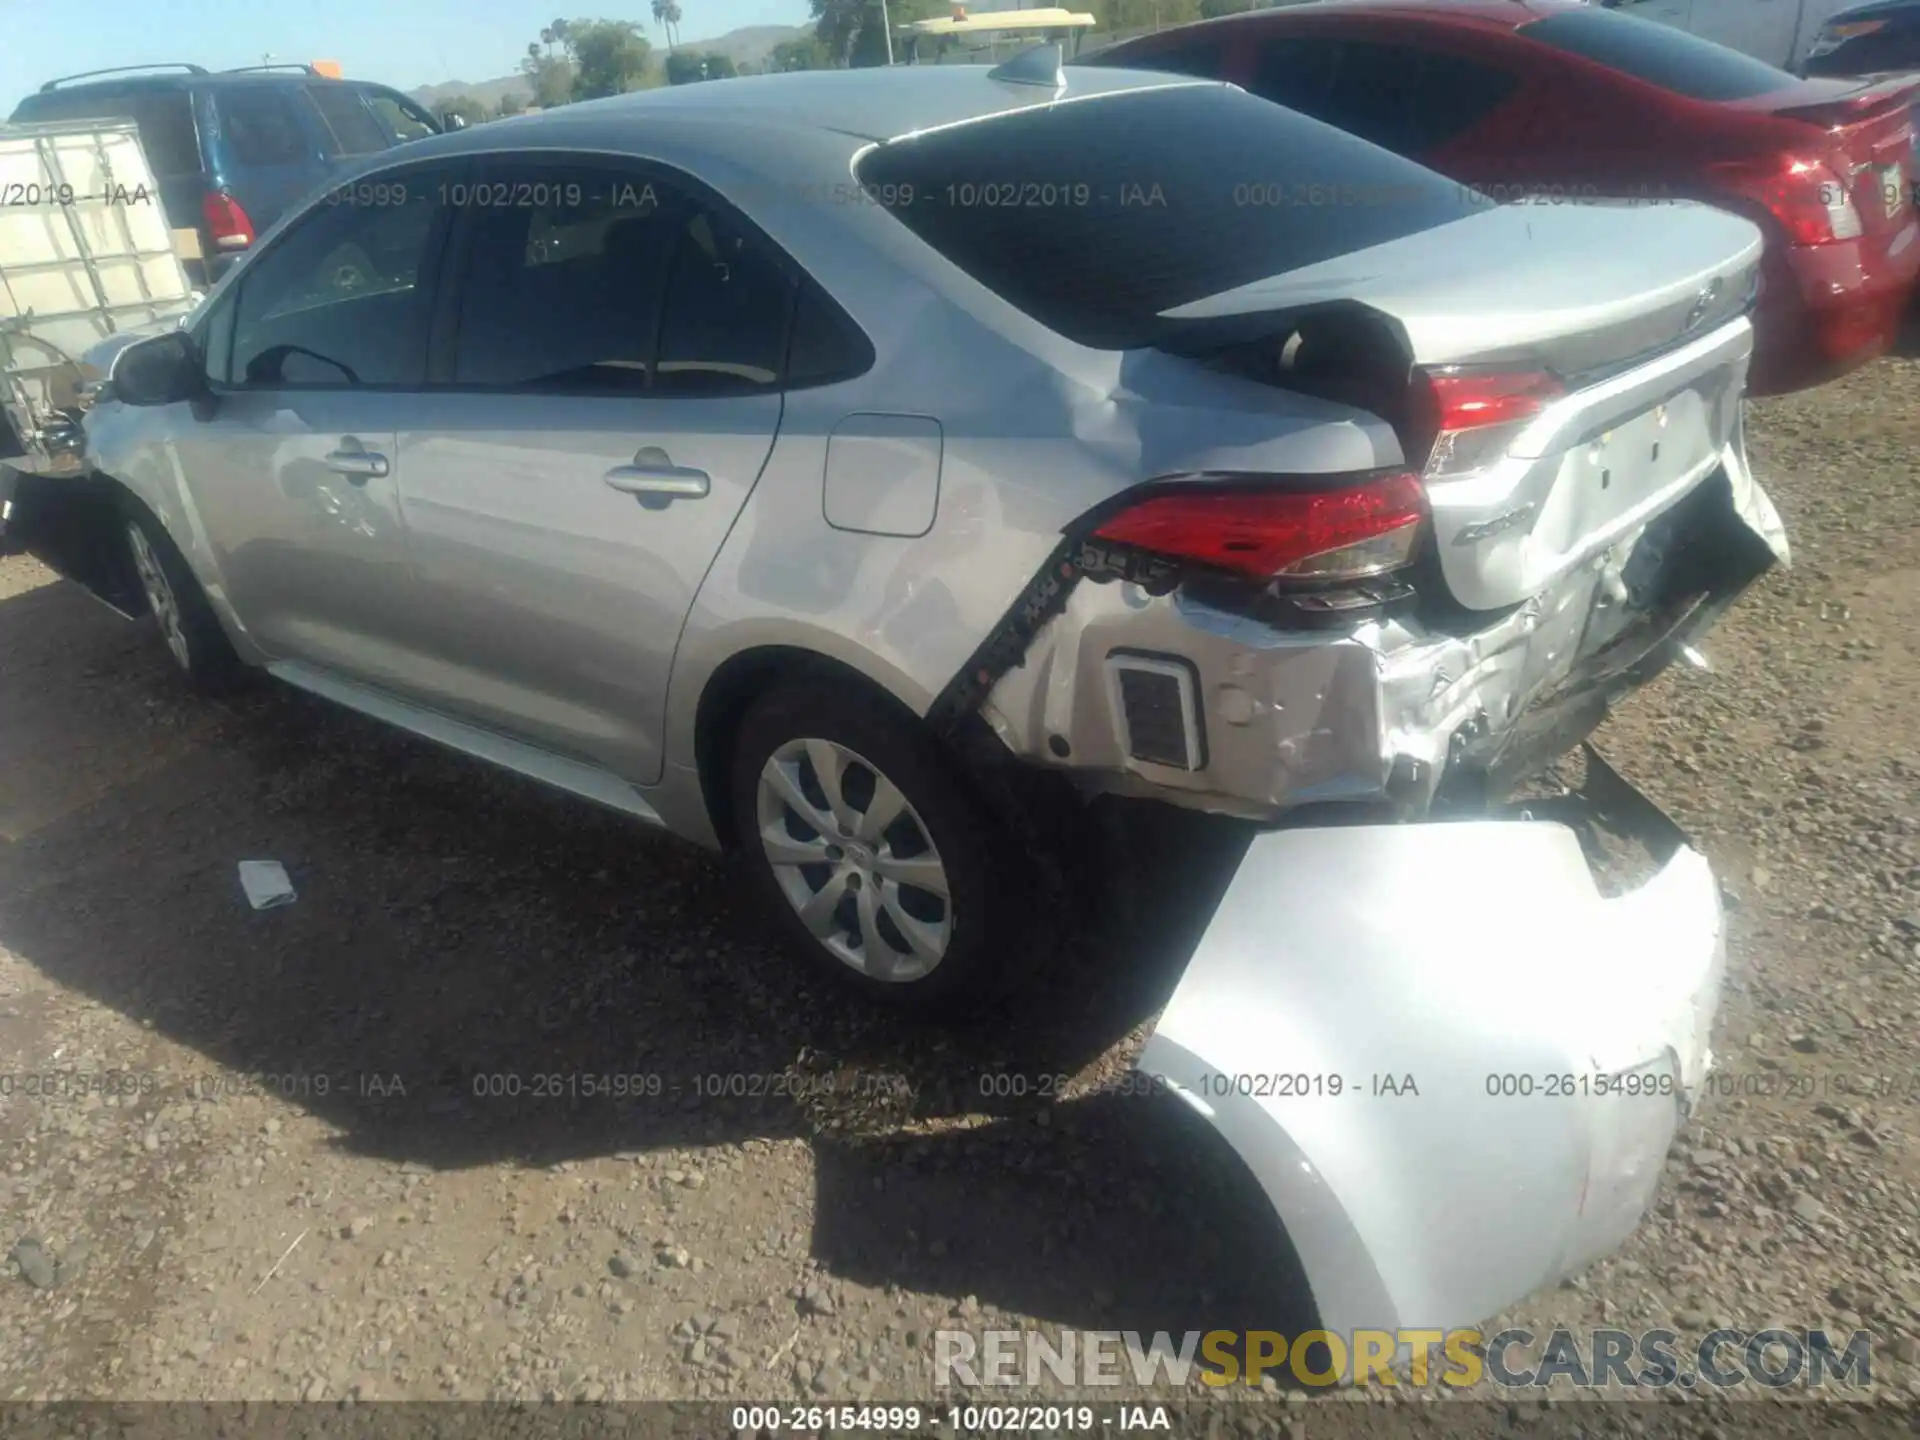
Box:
0, 348, 1917, 1421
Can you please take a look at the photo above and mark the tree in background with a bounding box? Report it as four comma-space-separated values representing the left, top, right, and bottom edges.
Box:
566, 18, 654, 99
494, 93, 528, 119
811, 0, 942, 66
665, 49, 737, 83
651, 0, 685, 50
439, 94, 491, 126
769, 33, 833, 69
1084, 0, 1203, 28
520, 44, 574, 106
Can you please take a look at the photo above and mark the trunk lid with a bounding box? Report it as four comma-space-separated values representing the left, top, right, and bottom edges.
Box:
1156, 201, 1764, 611
1157, 199, 1762, 376
1726, 75, 1918, 235
1750, 72, 1918, 127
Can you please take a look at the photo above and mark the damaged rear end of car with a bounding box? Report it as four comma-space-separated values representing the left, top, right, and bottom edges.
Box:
920, 206, 1784, 821
858, 75, 1787, 1339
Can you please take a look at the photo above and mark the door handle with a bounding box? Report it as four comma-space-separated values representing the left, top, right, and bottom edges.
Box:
604, 447, 710, 502
323, 449, 389, 482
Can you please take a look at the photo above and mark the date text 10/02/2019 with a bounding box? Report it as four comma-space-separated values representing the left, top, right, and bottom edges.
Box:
975, 1072, 1423, 1101
730, 1405, 1174, 1433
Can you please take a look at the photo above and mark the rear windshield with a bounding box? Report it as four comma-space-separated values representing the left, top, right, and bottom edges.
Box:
10, 88, 201, 176
853, 83, 1482, 350
1517, 10, 1797, 102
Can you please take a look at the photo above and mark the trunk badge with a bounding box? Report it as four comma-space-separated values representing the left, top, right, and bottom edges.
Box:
1682, 279, 1722, 335
1453, 503, 1539, 545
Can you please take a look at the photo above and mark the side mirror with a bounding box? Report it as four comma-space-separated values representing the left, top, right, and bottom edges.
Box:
111, 332, 207, 408
442, 111, 470, 130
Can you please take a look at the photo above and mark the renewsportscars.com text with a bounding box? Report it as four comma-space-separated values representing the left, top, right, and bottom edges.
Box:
933, 1327, 1874, 1390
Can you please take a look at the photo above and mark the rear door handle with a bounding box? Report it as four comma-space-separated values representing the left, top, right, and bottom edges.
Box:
604, 447, 710, 502
324, 449, 389, 482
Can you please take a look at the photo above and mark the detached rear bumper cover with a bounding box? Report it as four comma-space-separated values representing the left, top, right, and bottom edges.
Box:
1139, 783, 1723, 1337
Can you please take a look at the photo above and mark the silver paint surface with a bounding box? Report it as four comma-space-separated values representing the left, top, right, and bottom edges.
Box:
1138, 815, 1724, 1338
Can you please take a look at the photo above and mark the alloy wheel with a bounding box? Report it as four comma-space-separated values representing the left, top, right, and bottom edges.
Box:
755, 737, 952, 982
126, 522, 189, 670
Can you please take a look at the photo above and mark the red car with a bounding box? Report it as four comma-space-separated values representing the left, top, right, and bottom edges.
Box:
1085, 0, 1919, 395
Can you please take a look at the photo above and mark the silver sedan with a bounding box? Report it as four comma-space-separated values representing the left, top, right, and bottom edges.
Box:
78, 54, 1786, 1343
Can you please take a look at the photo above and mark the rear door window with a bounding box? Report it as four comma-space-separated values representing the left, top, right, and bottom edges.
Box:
1106, 36, 1229, 77
854, 82, 1485, 350
1247, 36, 1340, 116
305, 83, 388, 155
654, 206, 798, 397
785, 284, 875, 388
445, 164, 684, 392
443, 159, 799, 397
1517, 9, 1796, 101
1408, 47, 1523, 147
1250, 38, 1519, 153
12, 88, 201, 176
215, 89, 310, 167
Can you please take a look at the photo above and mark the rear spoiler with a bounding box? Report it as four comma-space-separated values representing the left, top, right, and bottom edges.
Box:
1769, 74, 1920, 129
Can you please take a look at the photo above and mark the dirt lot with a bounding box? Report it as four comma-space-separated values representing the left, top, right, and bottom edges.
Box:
1, 351, 1918, 1418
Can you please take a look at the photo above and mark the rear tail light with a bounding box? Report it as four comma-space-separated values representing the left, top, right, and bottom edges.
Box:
1413, 366, 1564, 479
201, 190, 255, 250
1707, 155, 1861, 245
1088, 471, 1427, 585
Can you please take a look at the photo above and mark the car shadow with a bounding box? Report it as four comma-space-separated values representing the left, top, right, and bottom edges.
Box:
0, 565, 1313, 1339
1891, 300, 1920, 361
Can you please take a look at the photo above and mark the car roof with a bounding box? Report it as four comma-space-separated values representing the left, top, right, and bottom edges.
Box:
27, 71, 399, 96
1088, 0, 1587, 41
400, 63, 1213, 152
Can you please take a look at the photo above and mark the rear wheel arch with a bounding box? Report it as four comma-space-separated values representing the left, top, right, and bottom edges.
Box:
697, 642, 1090, 1012
694, 646, 929, 851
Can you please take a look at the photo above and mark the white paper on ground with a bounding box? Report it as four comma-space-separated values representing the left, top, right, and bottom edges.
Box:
237, 860, 296, 910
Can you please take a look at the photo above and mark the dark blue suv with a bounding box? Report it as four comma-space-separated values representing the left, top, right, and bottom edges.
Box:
9, 63, 445, 285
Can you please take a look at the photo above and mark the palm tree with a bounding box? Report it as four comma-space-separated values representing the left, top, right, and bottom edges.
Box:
658, 0, 684, 50
550, 17, 571, 51
539, 25, 554, 54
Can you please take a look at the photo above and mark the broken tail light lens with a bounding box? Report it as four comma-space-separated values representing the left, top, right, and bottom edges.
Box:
1414, 366, 1565, 479
1707, 155, 1861, 246
201, 190, 255, 250
1089, 471, 1427, 585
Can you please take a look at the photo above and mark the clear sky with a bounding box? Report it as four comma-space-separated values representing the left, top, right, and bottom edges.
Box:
0, 0, 813, 114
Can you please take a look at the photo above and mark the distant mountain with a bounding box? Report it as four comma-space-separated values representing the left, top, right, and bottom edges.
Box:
409, 22, 810, 111
690, 23, 810, 66
409, 73, 533, 115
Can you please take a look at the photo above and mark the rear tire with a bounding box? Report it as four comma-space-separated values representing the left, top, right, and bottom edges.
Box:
729, 683, 1034, 1014
121, 501, 245, 695
0, 463, 22, 556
